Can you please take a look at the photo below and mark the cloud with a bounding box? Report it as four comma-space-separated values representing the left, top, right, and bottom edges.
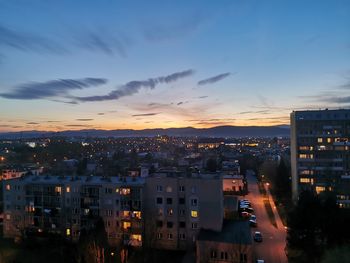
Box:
97, 113, 105, 115
197, 72, 231, 86
76, 31, 131, 57
197, 96, 208, 99
238, 110, 269, 114
0, 24, 66, 54
177, 101, 189, 106
132, 113, 160, 117
76, 119, 94, 121
65, 124, 93, 127
74, 69, 194, 102
26, 122, 39, 125
0, 78, 107, 100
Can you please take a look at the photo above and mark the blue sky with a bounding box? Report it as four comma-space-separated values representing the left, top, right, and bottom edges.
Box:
0, 0, 349, 131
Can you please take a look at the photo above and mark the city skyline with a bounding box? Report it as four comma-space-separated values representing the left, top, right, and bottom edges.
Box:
1, 0, 350, 132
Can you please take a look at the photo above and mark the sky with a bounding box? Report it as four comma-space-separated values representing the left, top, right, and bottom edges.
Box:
0, 0, 350, 132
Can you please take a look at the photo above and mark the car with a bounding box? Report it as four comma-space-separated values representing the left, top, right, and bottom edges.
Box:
241, 207, 254, 213
240, 200, 251, 205
239, 202, 251, 207
241, 211, 251, 218
256, 260, 265, 263
254, 231, 263, 242
249, 219, 257, 227
250, 215, 256, 221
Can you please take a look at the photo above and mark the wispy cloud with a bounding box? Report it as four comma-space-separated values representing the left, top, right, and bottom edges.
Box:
26, 122, 39, 125
197, 72, 232, 86
97, 113, 105, 115
197, 95, 208, 99
177, 101, 189, 106
0, 78, 107, 100
0, 24, 66, 54
74, 69, 194, 102
76, 118, 94, 121
132, 112, 160, 117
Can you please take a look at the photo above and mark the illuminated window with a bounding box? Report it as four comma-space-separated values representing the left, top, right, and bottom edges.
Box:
5, 184, 10, 191
299, 154, 313, 159
317, 138, 323, 143
158, 208, 163, 216
315, 186, 325, 194
327, 138, 332, 143
132, 211, 142, 219
55, 186, 62, 194
66, 228, 71, 236
131, 234, 142, 242
166, 186, 172, 193
300, 178, 311, 183
122, 221, 131, 230
122, 211, 130, 218
66, 186, 70, 193
115, 188, 119, 193
120, 188, 130, 195
191, 210, 198, 218
167, 209, 173, 216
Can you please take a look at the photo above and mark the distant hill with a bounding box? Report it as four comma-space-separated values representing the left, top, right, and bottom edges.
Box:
0, 125, 290, 139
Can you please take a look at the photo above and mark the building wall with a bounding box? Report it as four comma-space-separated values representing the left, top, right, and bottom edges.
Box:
196, 240, 252, 263
290, 109, 350, 206
144, 173, 223, 250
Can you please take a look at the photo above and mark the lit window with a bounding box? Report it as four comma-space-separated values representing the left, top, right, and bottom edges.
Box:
131, 234, 142, 242
122, 221, 131, 230
66, 186, 70, 193
120, 188, 130, 195
300, 178, 311, 183
5, 184, 10, 191
166, 186, 172, 193
315, 186, 325, 194
317, 138, 323, 143
55, 186, 62, 194
191, 210, 198, 218
115, 188, 119, 193
327, 138, 332, 143
66, 228, 71, 236
132, 211, 142, 219
167, 209, 173, 216
122, 211, 130, 218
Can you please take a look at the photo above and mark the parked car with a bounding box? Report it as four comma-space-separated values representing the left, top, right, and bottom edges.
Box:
254, 231, 263, 242
256, 260, 265, 263
249, 215, 257, 227
241, 211, 251, 218
240, 207, 254, 213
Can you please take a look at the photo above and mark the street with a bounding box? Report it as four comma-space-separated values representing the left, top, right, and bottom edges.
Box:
245, 174, 288, 263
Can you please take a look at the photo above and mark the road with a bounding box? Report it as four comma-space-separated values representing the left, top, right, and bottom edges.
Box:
244, 174, 288, 263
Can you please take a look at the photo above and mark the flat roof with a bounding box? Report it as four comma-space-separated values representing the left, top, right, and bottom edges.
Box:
197, 220, 252, 245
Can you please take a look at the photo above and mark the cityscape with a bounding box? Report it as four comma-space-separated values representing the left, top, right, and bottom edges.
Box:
1, 1, 350, 263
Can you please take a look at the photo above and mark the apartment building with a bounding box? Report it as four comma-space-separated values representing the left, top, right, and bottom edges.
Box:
3, 175, 145, 246
291, 109, 350, 207
144, 171, 223, 250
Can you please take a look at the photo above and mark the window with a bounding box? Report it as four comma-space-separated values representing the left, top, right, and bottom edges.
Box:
132, 211, 141, 219
157, 233, 162, 239
156, 197, 163, 204
179, 186, 185, 192
300, 178, 311, 183
179, 221, 186, 228
122, 221, 131, 230
317, 138, 323, 143
120, 188, 131, 195
105, 188, 112, 194
191, 222, 197, 229
105, 210, 113, 216
158, 208, 163, 216
167, 233, 173, 240
316, 186, 325, 194
66, 186, 70, 193
179, 209, 185, 216
179, 233, 186, 240
191, 186, 197, 193
167, 208, 173, 216
166, 186, 172, 193
240, 253, 247, 262
157, 221, 163, 227
66, 228, 71, 236
191, 210, 198, 218
191, 198, 198, 206
221, 252, 228, 260
156, 185, 163, 192
210, 250, 217, 259
131, 234, 142, 242
166, 198, 173, 205
115, 188, 119, 193
179, 197, 185, 205
55, 186, 62, 194
167, 221, 173, 228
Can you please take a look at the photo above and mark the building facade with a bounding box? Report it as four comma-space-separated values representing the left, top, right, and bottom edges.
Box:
291, 109, 350, 207
144, 171, 224, 250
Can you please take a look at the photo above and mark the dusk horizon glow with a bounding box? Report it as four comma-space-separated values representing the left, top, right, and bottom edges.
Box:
1, 0, 349, 132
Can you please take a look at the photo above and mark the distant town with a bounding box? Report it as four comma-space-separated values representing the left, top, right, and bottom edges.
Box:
1, 109, 350, 263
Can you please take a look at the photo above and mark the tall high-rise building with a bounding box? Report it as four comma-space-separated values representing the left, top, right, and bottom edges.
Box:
291, 109, 350, 207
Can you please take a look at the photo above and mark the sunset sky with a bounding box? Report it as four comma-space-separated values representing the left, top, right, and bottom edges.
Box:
0, 0, 350, 132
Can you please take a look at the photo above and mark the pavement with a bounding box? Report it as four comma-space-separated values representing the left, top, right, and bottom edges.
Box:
244, 174, 288, 263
